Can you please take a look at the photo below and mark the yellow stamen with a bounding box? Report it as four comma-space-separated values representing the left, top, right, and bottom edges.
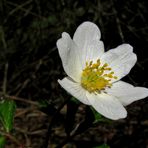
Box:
81, 59, 117, 93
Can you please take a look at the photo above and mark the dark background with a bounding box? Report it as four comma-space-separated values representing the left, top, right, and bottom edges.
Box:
0, 0, 148, 147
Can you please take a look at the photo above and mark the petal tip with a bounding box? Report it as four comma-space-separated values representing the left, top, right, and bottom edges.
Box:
75, 21, 101, 40
112, 109, 127, 120
62, 32, 69, 38
123, 43, 133, 49
80, 21, 97, 26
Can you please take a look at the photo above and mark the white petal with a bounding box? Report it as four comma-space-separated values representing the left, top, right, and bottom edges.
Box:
73, 22, 104, 67
100, 44, 137, 81
57, 32, 82, 82
86, 92, 127, 120
58, 77, 90, 105
106, 81, 148, 106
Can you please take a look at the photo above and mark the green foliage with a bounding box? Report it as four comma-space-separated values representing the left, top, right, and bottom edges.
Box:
90, 107, 111, 124
0, 136, 5, 148
38, 99, 49, 108
71, 97, 80, 105
90, 107, 103, 123
0, 100, 16, 132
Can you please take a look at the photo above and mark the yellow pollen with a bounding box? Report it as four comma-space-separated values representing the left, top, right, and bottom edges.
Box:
81, 59, 117, 93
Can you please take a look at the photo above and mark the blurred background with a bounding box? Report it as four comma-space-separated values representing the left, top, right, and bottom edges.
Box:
0, 0, 148, 147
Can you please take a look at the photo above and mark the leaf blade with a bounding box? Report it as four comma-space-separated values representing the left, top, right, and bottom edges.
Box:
0, 100, 16, 132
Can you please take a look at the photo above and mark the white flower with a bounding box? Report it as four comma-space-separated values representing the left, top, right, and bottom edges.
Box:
57, 21, 148, 120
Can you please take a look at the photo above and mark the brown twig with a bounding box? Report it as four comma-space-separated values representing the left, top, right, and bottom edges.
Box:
14, 127, 46, 135
15, 107, 37, 117
7, 95, 39, 106
0, 92, 39, 106
2, 63, 8, 96
0, 130, 22, 146
15, 79, 30, 96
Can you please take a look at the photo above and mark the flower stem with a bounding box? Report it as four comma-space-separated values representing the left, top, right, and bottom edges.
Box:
42, 98, 69, 148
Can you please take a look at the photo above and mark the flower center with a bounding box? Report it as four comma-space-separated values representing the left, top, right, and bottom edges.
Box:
81, 59, 117, 93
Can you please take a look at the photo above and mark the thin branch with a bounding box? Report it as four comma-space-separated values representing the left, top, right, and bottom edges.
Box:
5, 1, 46, 22
2, 63, 8, 96
14, 127, 46, 135
0, 26, 8, 96
0, 92, 39, 106
0, 26, 7, 49
0, 130, 23, 146
15, 79, 30, 96
7, 95, 39, 106
7, 0, 33, 16
111, 0, 125, 42
42, 98, 69, 148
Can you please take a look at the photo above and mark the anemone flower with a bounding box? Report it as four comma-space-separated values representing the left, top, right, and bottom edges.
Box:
57, 21, 148, 120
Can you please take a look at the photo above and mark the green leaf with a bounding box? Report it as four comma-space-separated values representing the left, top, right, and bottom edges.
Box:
0, 100, 16, 132
90, 107, 104, 123
93, 144, 110, 148
90, 107, 112, 124
0, 135, 6, 148
71, 97, 80, 105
